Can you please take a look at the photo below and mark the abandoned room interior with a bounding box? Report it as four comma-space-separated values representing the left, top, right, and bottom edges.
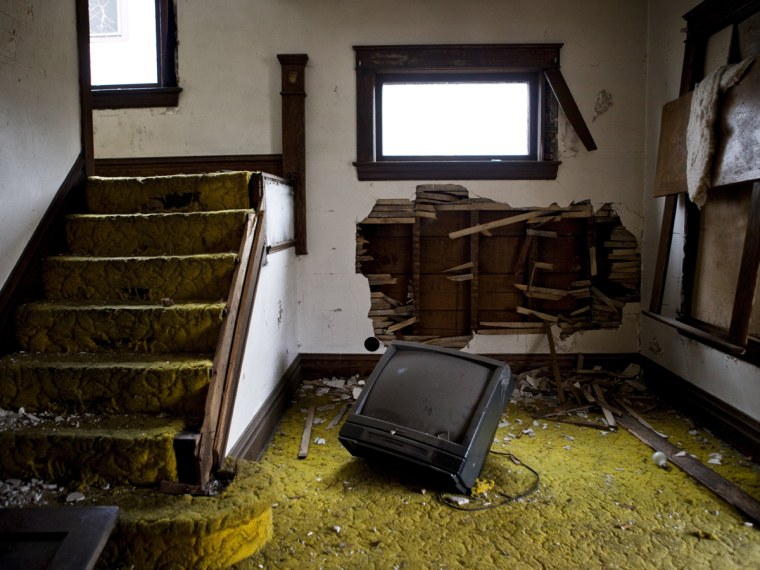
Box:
1, 0, 759, 568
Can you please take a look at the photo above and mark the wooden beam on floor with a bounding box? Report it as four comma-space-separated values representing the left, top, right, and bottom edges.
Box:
617, 413, 760, 525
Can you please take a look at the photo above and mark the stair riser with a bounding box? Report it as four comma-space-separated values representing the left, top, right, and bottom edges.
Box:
66, 210, 249, 256
0, 361, 210, 421
17, 304, 226, 353
0, 430, 179, 485
87, 172, 252, 214
42, 255, 237, 303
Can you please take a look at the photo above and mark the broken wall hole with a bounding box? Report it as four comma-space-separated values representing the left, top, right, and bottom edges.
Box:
356, 185, 640, 347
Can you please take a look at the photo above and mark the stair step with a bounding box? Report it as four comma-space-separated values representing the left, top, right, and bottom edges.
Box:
66, 209, 250, 256
0, 415, 185, 485
88, 460, 279, 568
16, 302, 226, 354
87, 172, 252, 214
42, 253, 238, 302
0, 353, 212, 420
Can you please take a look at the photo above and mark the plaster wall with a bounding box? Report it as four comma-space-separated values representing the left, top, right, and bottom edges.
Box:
93, 0, 649, 355
641, 0, 760, 420
226, 247, 299, 453
0, 2, 81, 289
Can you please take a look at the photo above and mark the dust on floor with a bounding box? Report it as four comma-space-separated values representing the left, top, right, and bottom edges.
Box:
238, 369, 760, 570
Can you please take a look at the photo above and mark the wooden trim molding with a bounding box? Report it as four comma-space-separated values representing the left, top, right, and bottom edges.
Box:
94, 155, 284, 178
75, 0, 94, 174
278, 54, 309, 256
297, 352, 640, 380
228, 355, 303, 460
0, 155, 87, 352
641, 356, 760, 459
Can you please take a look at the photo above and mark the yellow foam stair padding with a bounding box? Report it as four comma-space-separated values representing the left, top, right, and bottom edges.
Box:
16, 302, 226, 353
66, 209, 251, 256
86, 172, 253, 214
0, 415, 184, 485
96, 459, 280, 569
0, 352, 212, 420
42, 253, 238, 302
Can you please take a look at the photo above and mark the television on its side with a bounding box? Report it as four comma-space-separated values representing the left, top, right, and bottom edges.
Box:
338, 341, 514, 494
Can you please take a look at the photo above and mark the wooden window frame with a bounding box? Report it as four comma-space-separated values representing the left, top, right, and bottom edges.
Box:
91, 0, 181, 109
353, 44, 596, 182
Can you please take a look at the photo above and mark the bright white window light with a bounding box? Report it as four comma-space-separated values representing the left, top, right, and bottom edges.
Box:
89, 0, 158, 86
381, 82, 530, 157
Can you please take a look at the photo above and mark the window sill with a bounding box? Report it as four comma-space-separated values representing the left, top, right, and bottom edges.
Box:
92, 86, 182, 110
354, 160, 560, 181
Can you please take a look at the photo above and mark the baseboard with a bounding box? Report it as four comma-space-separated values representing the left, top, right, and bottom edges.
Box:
0, 154, 87, 351
297, 351, 640, 380
641, 356, 760, 460
230, 351, 760, 464
228, 355, 303, 461
94, 154, 284, 178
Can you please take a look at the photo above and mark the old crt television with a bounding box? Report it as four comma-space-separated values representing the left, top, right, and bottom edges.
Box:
339, 341, 514, 493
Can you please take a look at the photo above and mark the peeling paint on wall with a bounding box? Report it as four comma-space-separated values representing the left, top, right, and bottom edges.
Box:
592, 89, 614, 122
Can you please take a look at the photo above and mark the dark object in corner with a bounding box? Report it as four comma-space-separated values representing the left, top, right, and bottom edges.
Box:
339, 341, 514, 494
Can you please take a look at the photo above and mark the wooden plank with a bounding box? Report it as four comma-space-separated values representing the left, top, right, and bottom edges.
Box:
298, 406, 316, 459
479, 321, 549, 328
649, 194, 678, 314
652, 92, 691, 197
386, 316, 417, 334
198, 212, 258, 484
514, 235, 534, 275
544, 67, 597, 152
449, 210, 547, 239
326, 404, 349, 430
360, 217, 416, 224
477, 328, 545, 335
442, 261, 474, 273
617, 413, 760, 524
526, 229, 559, 238
468, 209, 478, 335
212, 211, 269, 470
516, 306, 559, 322
545, 323, 565, 403
728, 181, 760, 346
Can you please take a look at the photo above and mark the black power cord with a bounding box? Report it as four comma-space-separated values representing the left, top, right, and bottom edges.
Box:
437, 450, 540, 511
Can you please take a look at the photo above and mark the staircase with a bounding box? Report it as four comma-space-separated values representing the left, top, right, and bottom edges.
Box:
0, 171, 277, 568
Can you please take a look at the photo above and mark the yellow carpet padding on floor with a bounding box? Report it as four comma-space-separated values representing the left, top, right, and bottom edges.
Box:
239, 380, 760, 569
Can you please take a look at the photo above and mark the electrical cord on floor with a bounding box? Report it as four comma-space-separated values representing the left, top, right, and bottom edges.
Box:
437, 450, 540, 511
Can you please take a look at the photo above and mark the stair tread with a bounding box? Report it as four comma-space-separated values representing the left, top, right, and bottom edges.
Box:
87, 172, 253, 214
19, 300, 227, 309
66, 209, 252, 256
47, 252, 238, 262
0, 412, 187, 436
0, 352, 214, 367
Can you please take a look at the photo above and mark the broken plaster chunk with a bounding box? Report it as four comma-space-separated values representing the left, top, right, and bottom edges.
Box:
333, 525, 341, 534
352, 387, 363, 399
65, 491, 85, 503
707, 453, 723, 465
314, 437, 326, 445
652, 451, 668, 468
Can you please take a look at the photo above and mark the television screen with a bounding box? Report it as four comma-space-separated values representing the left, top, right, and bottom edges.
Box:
339, 341, 514, 493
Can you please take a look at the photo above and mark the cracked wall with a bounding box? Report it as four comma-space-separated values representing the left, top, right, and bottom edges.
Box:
357, 185, 640, 350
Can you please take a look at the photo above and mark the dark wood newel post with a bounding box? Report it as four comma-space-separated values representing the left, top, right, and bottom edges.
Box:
278, 54, 309, 255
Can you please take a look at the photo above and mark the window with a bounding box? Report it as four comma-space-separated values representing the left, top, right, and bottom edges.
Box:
89, 0, 180, 109
353, 44, 595, 181
380, 77, 534, 158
